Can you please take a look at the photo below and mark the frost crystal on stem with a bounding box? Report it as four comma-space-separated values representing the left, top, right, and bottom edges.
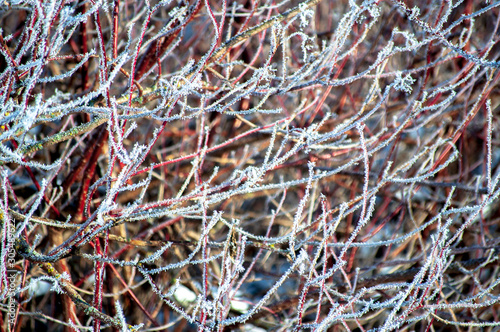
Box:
2, 0, 500, 330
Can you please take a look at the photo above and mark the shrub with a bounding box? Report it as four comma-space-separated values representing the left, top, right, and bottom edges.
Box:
1, 0, 500, 331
